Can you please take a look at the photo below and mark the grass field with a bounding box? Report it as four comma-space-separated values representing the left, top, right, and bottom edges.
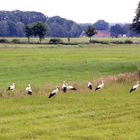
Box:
0, 42, 140, 139
1, 85, 140, 140
0, 43, 140, 88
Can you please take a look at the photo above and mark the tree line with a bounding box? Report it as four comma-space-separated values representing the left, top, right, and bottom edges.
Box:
84, 1, 140, 40
0, 8, 140, 39
0, 10, 82, 38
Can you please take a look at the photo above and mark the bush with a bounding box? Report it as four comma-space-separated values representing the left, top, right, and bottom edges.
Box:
111, 40, 124, 44
49, 38, 63, 44
124, 40, 133, 44
90, 40, 109, 44
112, 40, 133, 44
0, 38, 8, 43
11, 39, 21, 43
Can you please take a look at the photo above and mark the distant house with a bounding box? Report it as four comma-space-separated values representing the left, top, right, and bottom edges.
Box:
94, 30, 110, 38
80, 30, 111, 38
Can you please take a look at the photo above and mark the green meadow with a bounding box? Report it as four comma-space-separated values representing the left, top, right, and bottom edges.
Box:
0, 41, 140, 139
0, 43, 140, 88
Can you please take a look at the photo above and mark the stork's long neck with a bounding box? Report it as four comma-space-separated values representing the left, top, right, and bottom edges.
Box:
102, 80, 104, 87
56, 87, 59, 91
102, 80, 104, 84
63, 81, 66, 86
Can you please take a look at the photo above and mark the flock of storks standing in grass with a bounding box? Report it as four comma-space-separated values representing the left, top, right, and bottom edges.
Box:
6, 80, 139, 98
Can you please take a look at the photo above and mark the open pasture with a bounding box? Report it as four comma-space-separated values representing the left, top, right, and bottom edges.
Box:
0, 42, 140, 139
0, 43, 140, 88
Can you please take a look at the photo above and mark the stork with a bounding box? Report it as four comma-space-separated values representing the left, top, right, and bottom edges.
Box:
95, 80, 104, 91
25, 84, 32, 95
62, 81, 67, 93
66, 83, 77, 90
7, 83, 15, 91
130, 81, 139, 93
48, 86, 59, 98
87, 82, 93, 90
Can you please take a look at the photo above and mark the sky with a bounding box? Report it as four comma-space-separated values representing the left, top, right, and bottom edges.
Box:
0, 0, 139, 23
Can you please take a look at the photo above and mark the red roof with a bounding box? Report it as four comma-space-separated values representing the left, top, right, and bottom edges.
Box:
94, 30, 110, 37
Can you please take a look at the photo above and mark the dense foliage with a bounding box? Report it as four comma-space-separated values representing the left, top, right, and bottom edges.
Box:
0, 10, 138, 38
93, 20, 109, 30
85, 25, 97, 41
47, 16, 82, 37
0, 10, 82, 37
32, 22, 47, 43
0, 10, 46, 37
131, 2, 140, 34
110, 24, 126, 37
25, 25, 33, 42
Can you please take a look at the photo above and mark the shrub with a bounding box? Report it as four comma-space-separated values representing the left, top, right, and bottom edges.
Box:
111, 40, 124, 44
124, 40, 133, 44
11, 39, 21, 43
112, 40, 133, 44
90, 40, 108, 44
0, 38, 8, 43
49, 38, 63, 44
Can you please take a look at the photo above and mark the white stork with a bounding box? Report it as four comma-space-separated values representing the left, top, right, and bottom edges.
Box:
62, 81, 67, 93
66, 83, 77, 90
130, 81, 139, 93
48, 86, 59, 98
87, 82, 93, 90
95, 80, 104, 91
25, 84, 32, 95
7, 83, 15, 91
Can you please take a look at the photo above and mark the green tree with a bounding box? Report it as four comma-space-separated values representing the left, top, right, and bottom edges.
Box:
16, 22, 25, 37
110, 24, 125, 38
25, 25, 33, 43
7, 21, 17, 37
47, 16, 82, 37
0, 20, 10, 37
93, 20, 109, 30
131, 1, 140, 33
85, 25, 97, 42
32, 22, 47, 43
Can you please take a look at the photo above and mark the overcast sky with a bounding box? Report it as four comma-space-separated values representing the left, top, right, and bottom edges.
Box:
0, 0, 139, 23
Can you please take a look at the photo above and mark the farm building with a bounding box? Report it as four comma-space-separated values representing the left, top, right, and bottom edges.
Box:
94, 30, 110, 38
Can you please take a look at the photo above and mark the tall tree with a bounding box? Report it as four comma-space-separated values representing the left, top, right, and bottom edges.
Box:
25, 25, 33, 43
131, 1, 140, 33
32, 22, 47, 43
85, 25, 97, 42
